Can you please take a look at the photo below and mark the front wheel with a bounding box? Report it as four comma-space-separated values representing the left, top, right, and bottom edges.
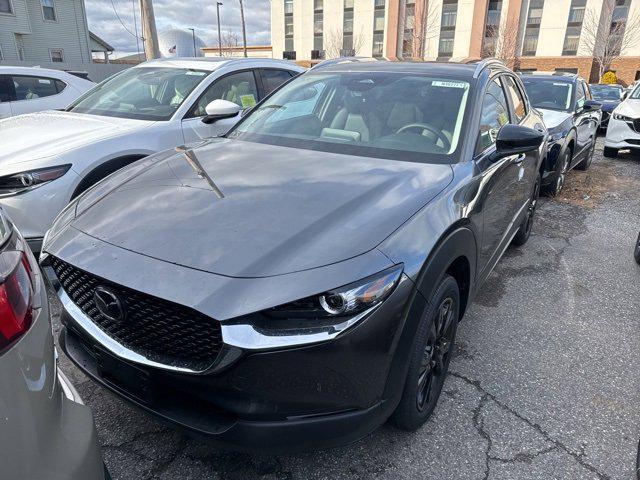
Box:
634, 232, 640, 264
543, 150, 569, 196
512, 173, 541, 247
604, 146, 618, 158
576, 138, 595, 170
391, 274, 460, 431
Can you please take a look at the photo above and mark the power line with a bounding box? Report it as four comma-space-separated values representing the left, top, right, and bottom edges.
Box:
109, 0, 137, 37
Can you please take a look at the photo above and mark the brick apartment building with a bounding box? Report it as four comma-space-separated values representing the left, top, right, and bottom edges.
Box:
271, 0, 640, 84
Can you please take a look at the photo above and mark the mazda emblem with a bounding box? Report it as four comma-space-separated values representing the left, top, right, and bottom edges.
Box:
94, 286, 125, 322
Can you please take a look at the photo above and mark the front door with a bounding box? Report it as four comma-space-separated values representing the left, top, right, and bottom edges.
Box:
181, 70, 259, 144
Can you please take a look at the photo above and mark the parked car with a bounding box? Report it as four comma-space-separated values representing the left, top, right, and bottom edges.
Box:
0, 207, 106, 479
41, 59, 545, 451
0, 66, 94, 119
0, 57, 304, 252
589, 83, 625, 130
604, 83, 640, 158
520, 72, 601, 196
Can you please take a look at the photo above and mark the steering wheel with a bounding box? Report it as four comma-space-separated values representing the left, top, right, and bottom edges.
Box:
396, 123, 451, 151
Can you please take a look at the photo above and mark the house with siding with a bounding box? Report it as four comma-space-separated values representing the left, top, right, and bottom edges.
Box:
0, 0, 92, 64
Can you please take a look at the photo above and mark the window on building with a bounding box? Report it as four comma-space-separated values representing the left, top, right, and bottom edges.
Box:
523, 27, 539, 55
343, 9, 354, 33
0, 45, 3, 61
439, 29, 455, 57
0, 0, 12, 14
285, 38, 294, 52
344, 0, 354, 9
314, 0, 323, 11
372, 33, 384, 57
486, 1, 502, 26
14, 34, 24, 61
403, 31, 413, 56
374, 9, 385, 32
41, 0, 56, 21
50, 49, 63, 62
562, 25, 581, 55
441, 2, 457, 28
284, 0, 293, 14
374, 0, 385, 7
314, 13, 323, 35
405, 3, 415, 29
527, 0, 544, 25
314, 36, 323, 52
567, 0, 586, 24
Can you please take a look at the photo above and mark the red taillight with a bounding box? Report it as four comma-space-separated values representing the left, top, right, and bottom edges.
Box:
0, 251, 34, 353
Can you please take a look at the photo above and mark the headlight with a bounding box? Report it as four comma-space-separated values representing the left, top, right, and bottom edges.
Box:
267, 264, 403, 318
0, 165, 71, 196
613, 113, 633, 122
0, 209, 12, 246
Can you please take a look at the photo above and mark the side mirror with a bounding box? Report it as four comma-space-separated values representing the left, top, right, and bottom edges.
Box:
582, 99, 602, 112
202, 99, 241, 124
491, 124, 545, 161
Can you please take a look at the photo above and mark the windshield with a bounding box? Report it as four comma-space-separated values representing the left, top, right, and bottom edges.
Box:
522, 78, 574, 111
227, 71, 471, 163
630, 85, 640, 99
590, 84, 622, 101
69, 67, 209, 121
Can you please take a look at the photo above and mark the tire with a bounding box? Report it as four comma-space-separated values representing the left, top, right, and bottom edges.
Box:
512, 173, 541, 247
391, 274, 460, 431
604, 146, 618, 158
634, 232, 640, 265
576, 138, 595, 170
543, 149, 569, 196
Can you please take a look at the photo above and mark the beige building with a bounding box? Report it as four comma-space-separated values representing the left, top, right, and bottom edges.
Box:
202, 45, 273, 58
271, 0, 640, 83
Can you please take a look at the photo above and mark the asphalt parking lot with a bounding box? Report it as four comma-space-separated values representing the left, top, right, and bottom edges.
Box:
50, 136, 640, 480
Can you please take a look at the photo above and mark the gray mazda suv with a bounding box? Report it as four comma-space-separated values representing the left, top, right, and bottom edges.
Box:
41, 59, 546, 452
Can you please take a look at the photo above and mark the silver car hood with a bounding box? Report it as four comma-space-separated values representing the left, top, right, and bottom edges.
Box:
70, 138, 453, 278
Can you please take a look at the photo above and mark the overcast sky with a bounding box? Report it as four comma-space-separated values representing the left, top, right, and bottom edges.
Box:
85, 0, 270, 55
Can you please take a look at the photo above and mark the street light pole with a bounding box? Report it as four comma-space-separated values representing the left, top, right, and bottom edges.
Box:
216, 2, 223, 57
239, 0, 247, 58
188, 27, 197, 56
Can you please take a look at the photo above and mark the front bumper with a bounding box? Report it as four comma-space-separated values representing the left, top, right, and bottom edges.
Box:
48, 264, 420, 452
605, 117, 640, 150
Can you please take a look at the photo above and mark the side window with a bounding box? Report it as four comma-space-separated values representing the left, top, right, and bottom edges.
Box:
0, 75, 16, 103
267, 81, 327, 123
503, 76, 527, 122
582, 81, 592, 100
12, 76, 59, 101
54, 79, 67, 93
477, 77, 511, 154
260, 69, 293, 96
576, 82, 586, 110
191, 71, 258, 117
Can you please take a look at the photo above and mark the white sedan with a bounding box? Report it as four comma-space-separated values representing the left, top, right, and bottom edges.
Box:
0, 57, 304, 251
0, 66, 94, 118
604, 83, 640, 157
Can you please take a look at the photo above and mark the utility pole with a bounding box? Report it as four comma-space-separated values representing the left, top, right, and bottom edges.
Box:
216, 2, 223, 57
239, 0, 247, 57
140, 0, 160, 59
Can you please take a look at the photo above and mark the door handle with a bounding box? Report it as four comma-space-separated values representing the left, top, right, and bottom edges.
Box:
513, 153, 526, 164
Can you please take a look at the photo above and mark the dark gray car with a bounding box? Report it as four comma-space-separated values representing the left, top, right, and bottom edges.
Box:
41, 59, 546, 452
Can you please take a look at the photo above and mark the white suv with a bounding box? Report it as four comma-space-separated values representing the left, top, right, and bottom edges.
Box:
0, 58, 303, 251
604, 83, 640, 157
0, 66, 94, 118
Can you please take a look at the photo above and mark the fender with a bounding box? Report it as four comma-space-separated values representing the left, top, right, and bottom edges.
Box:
71, 154, 147, 199
381, 225, 477, 405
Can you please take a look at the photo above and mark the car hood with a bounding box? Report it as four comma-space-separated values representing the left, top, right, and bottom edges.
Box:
537, 108, 572, 130
614, 99, 640, 117
70, 139, 453, 278
0, 111, 151, 169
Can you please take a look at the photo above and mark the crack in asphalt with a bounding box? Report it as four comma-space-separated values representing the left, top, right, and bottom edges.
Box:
450, 371, 610, 480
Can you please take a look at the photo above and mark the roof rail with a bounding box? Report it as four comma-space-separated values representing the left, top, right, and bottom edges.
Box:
311, 56, 377, 70
471, 58, 506, 78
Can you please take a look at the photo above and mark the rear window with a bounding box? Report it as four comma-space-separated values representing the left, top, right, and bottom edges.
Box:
12, 75, 65, 101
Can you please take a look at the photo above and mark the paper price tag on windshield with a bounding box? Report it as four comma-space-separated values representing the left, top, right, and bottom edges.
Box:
432, 80, 467, 89
240, 95, 257, 108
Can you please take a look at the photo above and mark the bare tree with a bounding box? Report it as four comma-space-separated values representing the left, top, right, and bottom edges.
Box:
219, 31, 240, 57
403, 0, 439, 60
481, 19, 521, 69
323, 27, 366, 59
580, 0, 640, 80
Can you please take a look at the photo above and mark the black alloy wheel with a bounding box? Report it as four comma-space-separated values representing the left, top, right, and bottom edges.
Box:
391, 274, 460, 430
545, 150, 570, 196
512, 173, 541, 247
576, 138, 595, 170
634, 231, 640, 265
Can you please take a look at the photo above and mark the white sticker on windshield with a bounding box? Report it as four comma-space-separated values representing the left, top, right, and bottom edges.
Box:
38, 79, 52, 84
432, 80, 467, 89
552, 82, 569, 87
186, 71, 206, 76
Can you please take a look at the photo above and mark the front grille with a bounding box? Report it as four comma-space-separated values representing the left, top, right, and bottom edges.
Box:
633, 119, 640, 133
51, 257, 223, 371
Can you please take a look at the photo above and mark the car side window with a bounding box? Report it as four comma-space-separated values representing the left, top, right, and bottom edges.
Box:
260, 69, 293, 96
576, 82, 586, 110
190, 70, 259, 117
11, 75, 60, 101
477, 77, 511, 155
0, 75, 16, 102
55, 79, 67, 94
582, 81, 592, 100
503, 76, 527, 123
